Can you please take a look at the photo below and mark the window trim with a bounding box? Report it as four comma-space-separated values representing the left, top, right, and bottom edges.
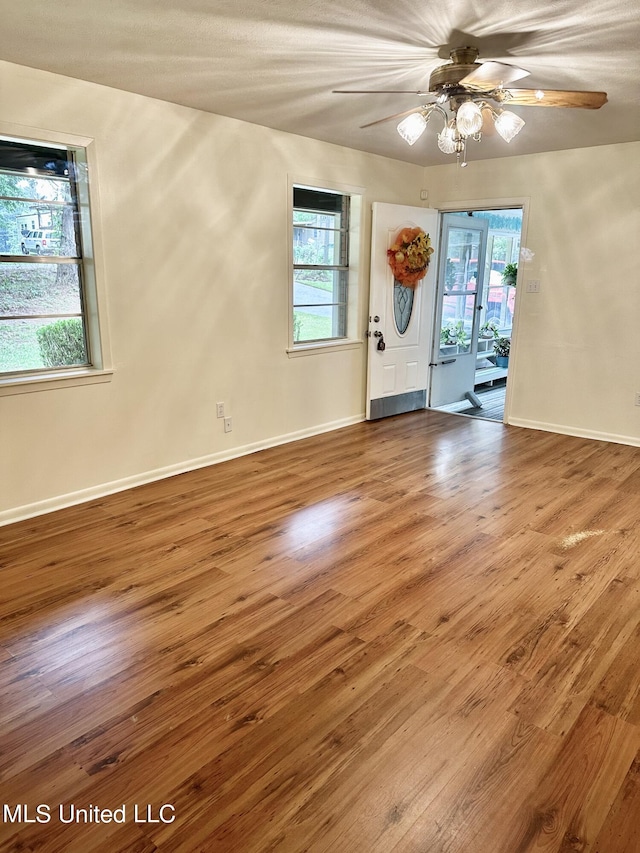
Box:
0, 121, 112, 395
287, 175, 364, 355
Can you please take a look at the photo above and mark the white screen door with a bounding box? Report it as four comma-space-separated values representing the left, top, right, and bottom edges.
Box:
428, 213, 488, 408
366, 203, 439, 420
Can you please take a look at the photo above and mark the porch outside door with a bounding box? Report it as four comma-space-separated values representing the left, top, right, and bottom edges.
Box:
366, 203, 439, 420
428, 213, 489, 408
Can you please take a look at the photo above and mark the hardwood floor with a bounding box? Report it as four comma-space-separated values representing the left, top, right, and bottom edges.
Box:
1, 410, 640, 852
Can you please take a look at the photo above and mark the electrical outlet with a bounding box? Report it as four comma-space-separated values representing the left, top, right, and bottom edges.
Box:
526, 279, 541, 293
216, 402, 224, 418
224, 417, 233, 433
635, 393, 640, 407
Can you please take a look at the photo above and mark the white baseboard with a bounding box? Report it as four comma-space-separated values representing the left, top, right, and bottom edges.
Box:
0, 413, 366, 528
509, 417, 640, 448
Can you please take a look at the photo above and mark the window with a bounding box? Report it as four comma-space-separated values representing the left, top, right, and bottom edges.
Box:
474, 209, 522, 335
0, 135, 103, 380
292, 186, 350, 345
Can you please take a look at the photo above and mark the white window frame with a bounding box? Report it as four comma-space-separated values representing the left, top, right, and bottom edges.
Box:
287, 176, 364, 356
0, 121, 112, 396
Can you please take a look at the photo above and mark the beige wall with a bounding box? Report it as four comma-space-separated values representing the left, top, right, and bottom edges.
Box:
1, 58, 638, 524
0, 61, 423, 522
424, 143, 640, 444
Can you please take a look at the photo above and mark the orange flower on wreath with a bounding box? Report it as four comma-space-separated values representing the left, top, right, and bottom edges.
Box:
387, 226, 434, 288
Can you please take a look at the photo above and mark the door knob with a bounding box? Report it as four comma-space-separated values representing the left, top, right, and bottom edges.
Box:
377, 333, 386, 351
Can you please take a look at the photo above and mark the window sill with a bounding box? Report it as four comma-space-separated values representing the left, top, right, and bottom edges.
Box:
287, 338, 363, 358
0, 367, 114, 397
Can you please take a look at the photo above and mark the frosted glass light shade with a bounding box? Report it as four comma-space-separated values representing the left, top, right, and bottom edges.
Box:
494, 110, 525, 142
455, 101, 483, 136
397, 113, 428, 145
437, 125, 457, 154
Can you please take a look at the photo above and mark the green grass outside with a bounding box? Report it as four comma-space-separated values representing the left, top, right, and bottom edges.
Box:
293, 277, 337, 341
0, 320, 47, 371
0, 265, 82, 372
293, 310, 333, 342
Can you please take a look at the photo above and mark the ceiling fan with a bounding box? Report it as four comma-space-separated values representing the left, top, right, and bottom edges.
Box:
334, 47, 607, 165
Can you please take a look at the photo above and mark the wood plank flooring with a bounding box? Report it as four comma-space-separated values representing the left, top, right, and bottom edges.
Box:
1, 410, 640, 852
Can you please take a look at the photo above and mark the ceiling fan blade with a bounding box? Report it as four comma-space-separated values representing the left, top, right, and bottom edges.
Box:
360, 106, 431, 129
333, 89, 430, 96
500, 88, 608, 109
459, 60, 529, 90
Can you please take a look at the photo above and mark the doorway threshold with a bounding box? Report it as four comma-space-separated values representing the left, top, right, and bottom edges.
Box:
432, 378, 507, 422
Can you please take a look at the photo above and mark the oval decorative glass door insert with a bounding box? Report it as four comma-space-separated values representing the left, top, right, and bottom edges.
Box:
393, 280, 414, 334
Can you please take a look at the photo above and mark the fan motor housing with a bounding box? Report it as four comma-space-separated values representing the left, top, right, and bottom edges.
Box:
429, 47, 482, 93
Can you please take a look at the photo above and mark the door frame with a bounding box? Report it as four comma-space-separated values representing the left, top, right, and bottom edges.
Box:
431, 196, 530, 424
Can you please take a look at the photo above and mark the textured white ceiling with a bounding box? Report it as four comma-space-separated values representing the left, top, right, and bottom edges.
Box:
1, 0, 638, 165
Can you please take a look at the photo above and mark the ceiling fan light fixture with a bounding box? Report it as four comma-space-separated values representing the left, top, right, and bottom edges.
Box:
494, 110, 526, 143
437, 124, 457, 155
455, 100, 483, 136
397, 112, 428, 145
335, 45, 608, 166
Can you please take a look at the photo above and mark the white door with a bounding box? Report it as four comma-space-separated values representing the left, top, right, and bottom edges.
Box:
428, 213, 489, 408
366, 203, 439, 420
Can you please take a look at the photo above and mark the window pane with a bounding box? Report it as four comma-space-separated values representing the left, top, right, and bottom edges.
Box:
0, 195, 78, 257
293, 226, 341, 266
292, 186, 350, 345
486, 285, 515, 330
0, 172, 72, 202
0, 317, 87, 372
444, 228, 481, 292
293, 211, 338, 230
293, 268, 347, 307
0, 263, 82, 316
293, 304, 346, 343
293, 267, 347, 343
439, 293, 475, 354
0, 137, 98, 378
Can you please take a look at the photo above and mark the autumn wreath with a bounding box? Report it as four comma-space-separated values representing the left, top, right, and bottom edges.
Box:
387, 227, 434, 287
